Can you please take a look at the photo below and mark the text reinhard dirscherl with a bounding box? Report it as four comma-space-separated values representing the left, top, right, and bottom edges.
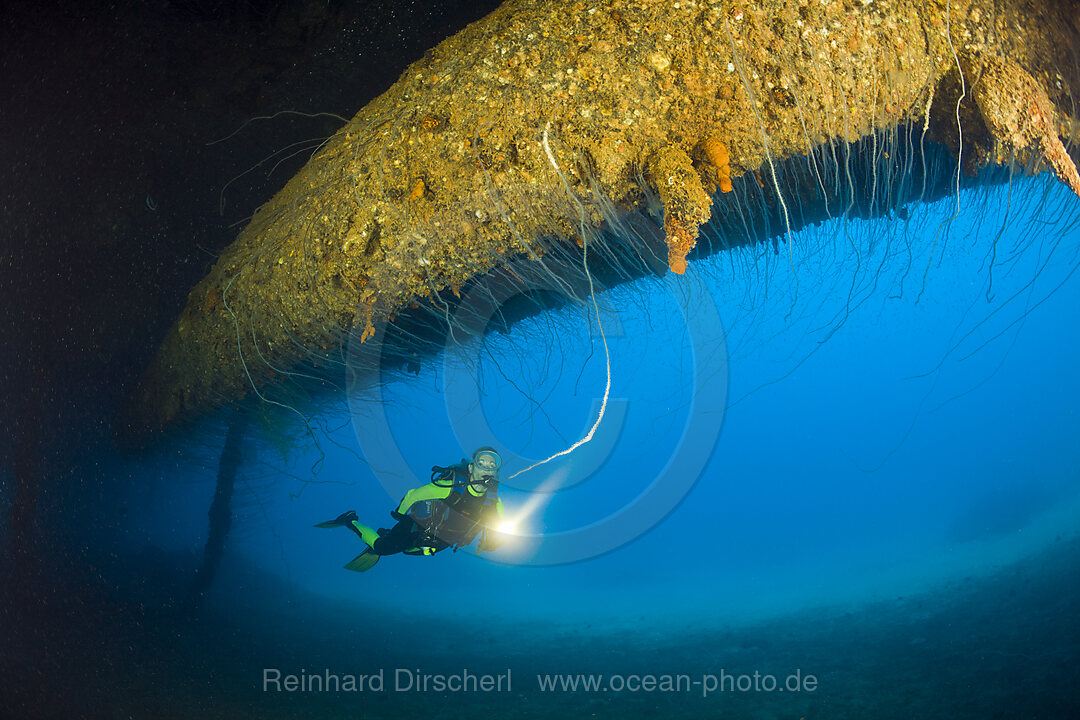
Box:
263, 668, 510, 693
262, 668, 818, 697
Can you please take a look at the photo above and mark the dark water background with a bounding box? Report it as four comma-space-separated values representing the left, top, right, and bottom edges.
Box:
3, 2, 1080, 718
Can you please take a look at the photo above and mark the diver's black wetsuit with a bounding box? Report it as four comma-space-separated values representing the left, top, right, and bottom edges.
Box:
370, 515, 449, 556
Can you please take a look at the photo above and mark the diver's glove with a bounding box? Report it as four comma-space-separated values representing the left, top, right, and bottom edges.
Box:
478, 531, 504, 553
416, 532, 438, 555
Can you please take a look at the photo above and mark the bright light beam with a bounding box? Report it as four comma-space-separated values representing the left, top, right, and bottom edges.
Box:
498, 466, 571, 537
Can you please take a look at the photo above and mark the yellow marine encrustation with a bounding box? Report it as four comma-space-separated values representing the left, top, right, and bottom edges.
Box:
125, 0, 1080, 437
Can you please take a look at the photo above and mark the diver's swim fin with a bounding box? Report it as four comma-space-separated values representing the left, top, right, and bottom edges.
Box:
344, 549, 380, 572
314, 510, 358, 528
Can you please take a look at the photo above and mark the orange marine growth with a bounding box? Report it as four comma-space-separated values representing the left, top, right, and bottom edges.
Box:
409, 178, 426, 201
663, 219, 696, 275
359, 306, 375, 344
702, 137, 733, 193
648, 144, 715, 274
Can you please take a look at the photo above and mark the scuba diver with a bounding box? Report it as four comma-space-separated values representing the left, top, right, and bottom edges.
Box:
315, 447, 507, 572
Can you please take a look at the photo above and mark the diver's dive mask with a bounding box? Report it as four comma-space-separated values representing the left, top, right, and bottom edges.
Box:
470, 447, 502, 489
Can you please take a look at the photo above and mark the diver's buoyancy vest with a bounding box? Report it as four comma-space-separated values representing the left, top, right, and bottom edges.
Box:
415, 467, 498, 549
439, 483, 498, 548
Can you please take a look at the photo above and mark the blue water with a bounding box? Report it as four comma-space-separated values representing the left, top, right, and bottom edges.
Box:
41, 176, 1080, 717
